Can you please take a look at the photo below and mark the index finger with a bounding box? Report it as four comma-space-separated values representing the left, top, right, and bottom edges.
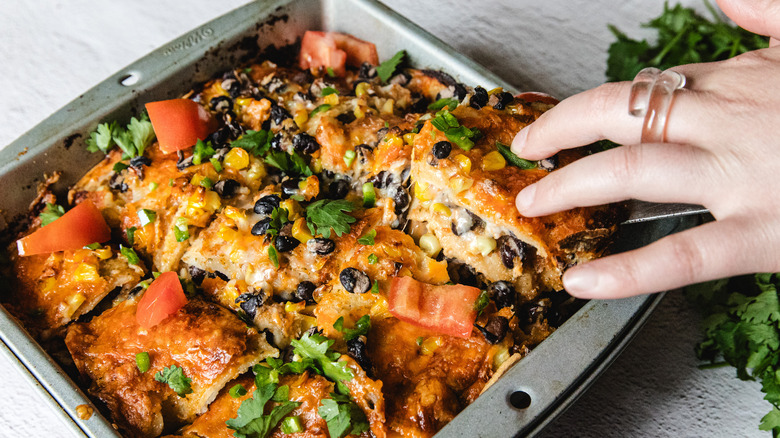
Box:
511, 82, 642, 160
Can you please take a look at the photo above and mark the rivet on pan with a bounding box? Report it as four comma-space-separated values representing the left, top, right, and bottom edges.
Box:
120, 72, 141, 87
509, 390, 532, 410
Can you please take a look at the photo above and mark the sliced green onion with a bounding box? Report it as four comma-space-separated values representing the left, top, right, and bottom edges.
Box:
120, 245, 141, 265
362, 182, 376, 208
199, 177, 213, 189
497, 142, 536, 169
310, 104, 332, 117
210, 157, 223, 172
321, 86, 338, 96
135, 352, 150, 373
474, 290, 490, 315
343, 150, 356, 167
137, 209, 156, 226
428, 97, 459, 111
84, 242, 101, 250
281, 416, 304, 434
358, 229, 376, 246
174, 217, 190, 243
268, 245, 279, 269
368, 253, 378, 264
445, 126, 475, 151
326, 67, 336, 77
152, 271, 161, 278
229, 384, 247, 398
126, 227, 136, 246
370, 280, 379, 294
149, 182, 158, 191
416, 336, 424, 346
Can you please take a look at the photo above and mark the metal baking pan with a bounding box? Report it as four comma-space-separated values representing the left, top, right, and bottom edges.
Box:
0, 0, 691, 436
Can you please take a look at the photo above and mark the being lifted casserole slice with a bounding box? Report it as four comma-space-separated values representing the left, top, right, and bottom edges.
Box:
409, 95, 622, 302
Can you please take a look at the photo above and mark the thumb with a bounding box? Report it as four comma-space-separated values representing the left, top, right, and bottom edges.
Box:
716, 0, 780, 40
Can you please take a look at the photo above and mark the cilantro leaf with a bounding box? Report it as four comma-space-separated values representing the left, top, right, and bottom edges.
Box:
290, 332, 353, 393
264, 150, 313, 177
154, 365, 193, 397
39, 203, 65, 226
318, 394, 370, 438
357, 229, 376, 246
226, 384, 300, 438
86, 121, 117, 154
377, 50, 406, 83
232, 130, 271, 157
430, 110, 480, 151
334, 315, 371, 342
474, 290, 490, 316
127, 113, 155, 157
305, 200, 356, 239
119, 245, 141, 265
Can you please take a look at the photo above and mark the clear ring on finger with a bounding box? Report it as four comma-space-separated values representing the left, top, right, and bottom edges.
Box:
628, 67, 686, 143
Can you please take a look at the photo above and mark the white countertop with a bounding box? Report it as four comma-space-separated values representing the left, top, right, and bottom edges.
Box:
0, 0, 769, 436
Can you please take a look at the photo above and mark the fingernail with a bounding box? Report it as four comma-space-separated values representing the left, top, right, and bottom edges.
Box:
511, 128, 529, 155
563, 267, 600, 297
515, 184, 536, 212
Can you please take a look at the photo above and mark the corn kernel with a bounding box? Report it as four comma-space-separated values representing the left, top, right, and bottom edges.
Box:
246, 160, 267, 182
353, 105, 366, 120
383, 245, 401, 258
40, 277, 56, 293
482, 150, 507, 171
292, 217, 313, 243
420, 336, 443, 355
369, 296, 393, 319
285, 301, 306, 313
219, 226, 238, 241
473, 236, 497, 256
311, 158, 323, 174
294, 109, 308, 128
398, 267, 412, 277
432, 203, 451, 217
73, 263, 99, 282
492, 345, 511, 370
419, 233, 442, 257
224, 206, 246, 222
299, 315, 317, 331
384, 133, 403, 149
64, 293, 86, 318
204, 190, 221, 212
235, 97, 252, 107
355, 82, 370, 97
403, 133, 416, 145
224, 148, 250, 170
453, 154, 472, 174
381, 98, 394, 115
449, 176, 474, 193
95, 247, 113, 260
190, 174, 206, 186
487, 87, 504, 96
414, 182, 433, 201
324, 93, 339, 106
280, 199, 302, 221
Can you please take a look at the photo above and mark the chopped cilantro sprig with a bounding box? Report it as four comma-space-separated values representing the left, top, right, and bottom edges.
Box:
86, 113, 155, 159
154, 365, 192, 398
306, 200, 356, 239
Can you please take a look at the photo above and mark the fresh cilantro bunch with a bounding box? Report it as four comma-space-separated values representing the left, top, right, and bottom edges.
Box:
606, 0, 768, 82
687, 274, 780, 433
86, 113, 155, 158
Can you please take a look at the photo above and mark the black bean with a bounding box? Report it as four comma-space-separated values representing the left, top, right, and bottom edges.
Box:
359, 62, 377, 79
347, 336, 372, 372
210, 95, 233, 113
293, 132, 320, 154
493, 91, 514, 110
108, 173, 128, 193
453, 83, 468, 101
497, 235, 527, 269
487, 281, 517, 310
280, 178, 300, 199
336, 111, 357, 125
392, 186, 410, 214
130, 156, 152, 168
294, 281, 316, 304
254, 194, 281, 215
213, 270, 229, 281
476, 316, 509, 344
355, 144, 373, 164
270, 104, 292, 125
470, 86, 489, 109
236, 291, 265, 319
188, 266, 207, 285
275, 235, 300, 253
213, 179, 239, 199
409, 96, 429, 113
308, 238, 335, 255
433, 141, 452, 159
369, 171, 390, 189
538, 154, 559, 172
208, 128, 230, 148
270, 133, 284, 150
251, 217, 272, 236
222, 78, 242, 98
328, 179, 350, 199
340, 268, 371, 293
176, 151, 194, 171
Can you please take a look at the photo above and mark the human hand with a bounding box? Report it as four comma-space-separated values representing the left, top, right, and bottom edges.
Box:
511, 0, 780, 299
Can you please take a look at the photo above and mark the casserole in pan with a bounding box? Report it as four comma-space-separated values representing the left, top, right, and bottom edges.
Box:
0, 0, 692, 436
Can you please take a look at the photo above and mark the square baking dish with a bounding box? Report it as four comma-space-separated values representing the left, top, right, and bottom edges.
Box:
0, 0, 690, 436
